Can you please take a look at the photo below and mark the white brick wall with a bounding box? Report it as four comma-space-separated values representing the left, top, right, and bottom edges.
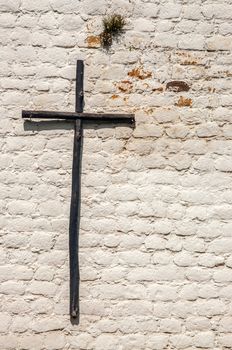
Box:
0, 0, 232, 348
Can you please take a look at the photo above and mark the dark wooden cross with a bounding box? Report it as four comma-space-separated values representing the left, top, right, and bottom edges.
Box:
22, 60, 135, 320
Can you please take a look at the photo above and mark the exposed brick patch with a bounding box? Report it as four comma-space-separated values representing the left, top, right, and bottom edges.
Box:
128, 67, 152, 80
166, 81, 190, 92
86, 35, 101, 48
175, 96, 192, 107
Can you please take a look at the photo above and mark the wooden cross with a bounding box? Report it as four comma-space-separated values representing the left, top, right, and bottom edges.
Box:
22, 60, 135, 320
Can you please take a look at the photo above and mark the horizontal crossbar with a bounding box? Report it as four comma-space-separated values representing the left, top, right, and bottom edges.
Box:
22, 110, 135, 124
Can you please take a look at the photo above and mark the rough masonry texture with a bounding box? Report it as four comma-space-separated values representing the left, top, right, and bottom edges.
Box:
0, 0, 232, 349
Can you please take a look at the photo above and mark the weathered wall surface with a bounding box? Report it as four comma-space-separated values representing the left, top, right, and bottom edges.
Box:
1, 0, 232, 349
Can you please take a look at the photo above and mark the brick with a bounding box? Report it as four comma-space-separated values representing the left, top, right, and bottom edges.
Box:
194, 332, 215, 348
155, 33, 178, 48
27, 281, 57, 297
198, 254, 224, 268
172, 301, 195, 318
178, 35, 205, 50
118, 317, 139, 334
146, 335, 168, 349
166, 124, 189, 139
159, 4, 182, 18
198, 285, 218, 299
197, 300, 226, 316
215, 157, 232, 172
10, 316, 31, 333
203, 4, 232, 19
186, 267, 211, 282
0, 281, 25, 295
0, 335, 18, 349
82, 0, 107, 15
6, 299, 30, 314
43, 333, 66, 350
209, 238, 232, 254
141, 3, 159, 18
34, 266, 54, 281
7, 200, 36, 215
219, 335, 232, 348
50, 0, 81, 12
30, 318, 66, 333
170, 334, 193, 349
38, 200, 64, 217
186, 316, 211, 331
180, 284, 198, 301
174, 252, 195, 267
148, 285, 178, 301
95, 334, 119, 350
19, 335, 44, 350
113, 300, 153, 317
21, 0, 51, 11
38, 250, 67, 266
0, 313, 11, 332
196, 122, 219, 137
0, 0, 20, 11
183, 5, 201, 20
118, 251, 150, 266
160, 318, 182, 333
214, 269, 232, 283
206, 36, 232, 51
133, 18, 155, 32
31, 298, 53, 314
133, 124, 163, 138
30, 232, 54, 251
145, 235, 166, 250
219, 317, 232, 332
69, 334, 93, 349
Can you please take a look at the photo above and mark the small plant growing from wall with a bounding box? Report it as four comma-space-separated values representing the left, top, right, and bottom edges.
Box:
100, 14, 126, 48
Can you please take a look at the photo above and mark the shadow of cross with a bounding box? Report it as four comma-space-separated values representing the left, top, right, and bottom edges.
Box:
22, 60, 135, 322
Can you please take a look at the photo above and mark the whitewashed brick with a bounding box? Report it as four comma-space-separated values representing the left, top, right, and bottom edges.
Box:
30, 232, 54, 252
180, 284, 198, 301
170, 334, 192, 349
0, 281, 25, 295
145, 235, 166, 250
159, 4, 182, 19
0, 313, 11, 332
133, 18, 155, 32
186, 316, 211, 331
194, 332, 215, 348
149, 285, 178, 301
27, 281, 57, 297
0, 0, 20, 12
160, 318, 182, 333
215, 157, 232, 172
95, 334, 118, 350
183, 5, 201, 20
10, 316, 31, 333
146, 335, 168, 349
196, 122, 219, 137
203, 4, 232, 19
21, 0, 51, 11
219, 335, 232, 348
178, 35, 205, 50
209, 238, 232, 254
197, 300, 226, 316
50, 0, 81, 13
206, 36, 232, 51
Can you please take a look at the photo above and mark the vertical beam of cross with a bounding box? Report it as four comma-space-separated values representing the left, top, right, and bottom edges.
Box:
69, 60, 84, 318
